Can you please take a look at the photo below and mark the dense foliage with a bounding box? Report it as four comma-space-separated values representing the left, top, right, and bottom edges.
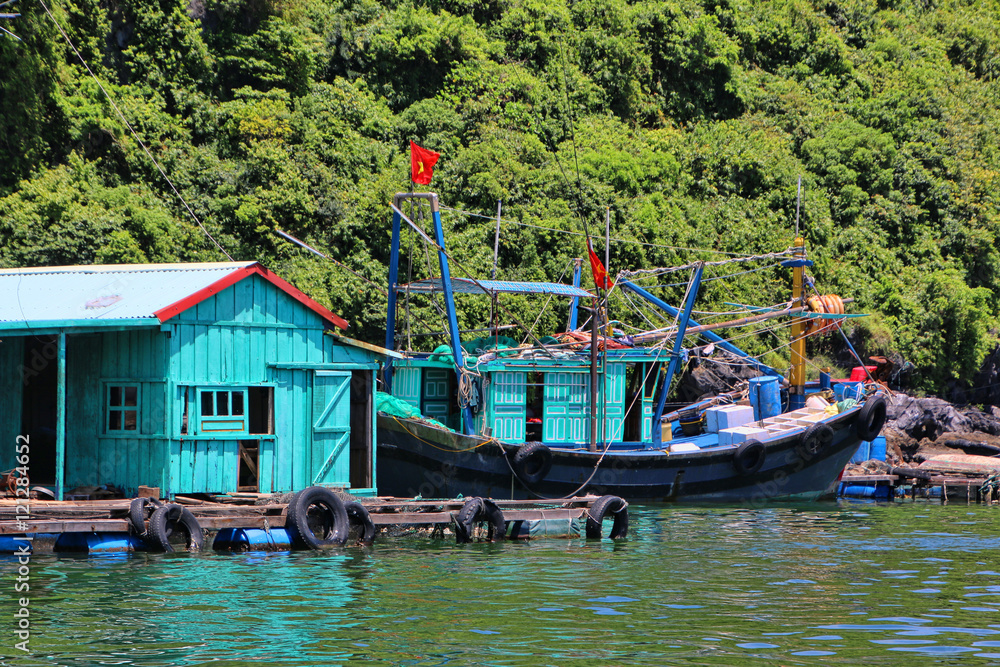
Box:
1, 0, 999, 392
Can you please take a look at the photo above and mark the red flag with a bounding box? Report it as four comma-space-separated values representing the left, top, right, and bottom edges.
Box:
410, 141, 440, 185
587, 238, 610, 289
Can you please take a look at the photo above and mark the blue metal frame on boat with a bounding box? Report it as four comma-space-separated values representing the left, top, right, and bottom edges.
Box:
403, 278, 593, 298
618, 280, 783, 379
377, 192, 888, 503
651, 262, 703, 446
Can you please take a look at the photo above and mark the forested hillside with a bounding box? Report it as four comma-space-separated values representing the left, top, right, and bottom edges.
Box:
1, 0, 999, 393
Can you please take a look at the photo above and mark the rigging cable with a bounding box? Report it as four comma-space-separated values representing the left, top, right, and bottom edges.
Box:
519, 260, 573, 346
440, 205, 781, 258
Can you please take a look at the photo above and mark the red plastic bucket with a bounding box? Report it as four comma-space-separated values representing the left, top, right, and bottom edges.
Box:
849, 366, 876, 381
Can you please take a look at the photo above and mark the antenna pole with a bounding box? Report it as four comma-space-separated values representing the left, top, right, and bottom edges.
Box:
491, 200, 502, 334
604, 207, 610, 284
795, 175, 802, 238
492, 200, 502, 280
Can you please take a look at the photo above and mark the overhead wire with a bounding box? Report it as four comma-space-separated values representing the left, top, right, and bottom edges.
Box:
440, 205, 780, 258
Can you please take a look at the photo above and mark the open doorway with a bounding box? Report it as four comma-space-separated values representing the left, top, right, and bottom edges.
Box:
237, 387, 274, 491
349, 370, 373, 490
21, 336, 58, 485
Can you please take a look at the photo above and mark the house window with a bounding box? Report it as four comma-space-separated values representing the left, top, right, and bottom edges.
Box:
181, 386, 274, 436
198, 388, 248, 433
108, 384, 140, 433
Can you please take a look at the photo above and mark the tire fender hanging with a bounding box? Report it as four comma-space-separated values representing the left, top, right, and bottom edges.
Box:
455, 497, 506, 543
732, 439, 766, 475
855, 394, 887, 442
585, 495, 629, 540
799, 423, 835, 460
512, 442, 553, 485
147, 504, 204, 553
345, 500, 376, 546
286, 486, 350, 549
128, 497, 162, 536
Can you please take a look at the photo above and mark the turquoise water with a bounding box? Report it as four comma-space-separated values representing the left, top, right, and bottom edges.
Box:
2, 502, 1000, 666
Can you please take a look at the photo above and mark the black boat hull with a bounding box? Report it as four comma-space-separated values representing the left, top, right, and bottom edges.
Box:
376, 407, 866, 504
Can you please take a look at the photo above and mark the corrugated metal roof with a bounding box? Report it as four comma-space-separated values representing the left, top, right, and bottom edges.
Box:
402, 278, 594, 298
0, 262, 257, 325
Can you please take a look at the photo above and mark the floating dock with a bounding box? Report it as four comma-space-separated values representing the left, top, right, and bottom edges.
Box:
839, 472, 999, 503
0, 491, 628, 554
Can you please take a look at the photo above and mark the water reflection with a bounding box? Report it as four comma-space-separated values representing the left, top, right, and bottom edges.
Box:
0, 503, 997, 665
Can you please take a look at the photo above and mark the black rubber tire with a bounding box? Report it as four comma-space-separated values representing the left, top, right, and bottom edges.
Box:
855, 395, 887, 442
454, 497, 506, 543
586, 495, 629, 540
286, 486, 350, 549
512, 442, 553, 485
128, 497, 162, 536
799, 423, 835, 460
454, 497, 483, 544
345, 501, 376, 546
146, 504, 204, 553
733, 439, 766, 475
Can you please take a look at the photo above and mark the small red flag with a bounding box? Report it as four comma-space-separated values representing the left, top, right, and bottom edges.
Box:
587, 238, 610, 289
410, 141, 440, 185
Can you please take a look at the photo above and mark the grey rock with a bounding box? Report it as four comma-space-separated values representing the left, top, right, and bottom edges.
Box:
886, 394, 970, 439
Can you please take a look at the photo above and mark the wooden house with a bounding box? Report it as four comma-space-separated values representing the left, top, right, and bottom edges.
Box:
0, 262, 390, 500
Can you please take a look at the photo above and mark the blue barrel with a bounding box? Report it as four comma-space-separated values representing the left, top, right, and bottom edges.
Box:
850, 440, 871, 464
54, 532, 144, 554
819, 369, 831, 390
834, 381, 864, 402
749, 376, 781, 420
0, 535, 34, 554
869, 435, 887, 461
838, 483, 892, 500
213, 528, 292, 552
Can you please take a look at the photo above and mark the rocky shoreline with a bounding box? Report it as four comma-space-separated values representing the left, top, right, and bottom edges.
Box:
878, 393, 1000, 464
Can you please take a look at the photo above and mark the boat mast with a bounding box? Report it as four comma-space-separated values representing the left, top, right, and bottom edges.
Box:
788, 237, 808, 409
788, 177, 807, 409
604, 207, 611, 333
601, 208, 611, 448
384, 195, 405, 392
386, 193, 475, 434
426, 195, 477, 435
589, 295, 599, 452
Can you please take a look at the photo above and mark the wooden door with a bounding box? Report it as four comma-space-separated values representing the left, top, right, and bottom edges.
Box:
490, 371, 526, 442
543, 371, 590, 444
311, 370, 352, 486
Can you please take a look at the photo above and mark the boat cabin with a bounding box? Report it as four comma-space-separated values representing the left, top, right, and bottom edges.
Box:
389, 352, 666, 447
0, 262, 388, 499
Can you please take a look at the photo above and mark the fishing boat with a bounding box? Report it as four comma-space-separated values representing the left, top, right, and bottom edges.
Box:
376, 193, 888, 503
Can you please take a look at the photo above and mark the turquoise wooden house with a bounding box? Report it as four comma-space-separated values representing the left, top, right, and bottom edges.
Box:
0, 262, 389, 500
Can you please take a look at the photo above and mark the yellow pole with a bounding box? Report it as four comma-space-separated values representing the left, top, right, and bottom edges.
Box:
789, 237, 807, 409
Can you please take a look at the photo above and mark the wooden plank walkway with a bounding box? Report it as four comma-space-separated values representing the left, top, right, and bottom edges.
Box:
0, 495, 600, 535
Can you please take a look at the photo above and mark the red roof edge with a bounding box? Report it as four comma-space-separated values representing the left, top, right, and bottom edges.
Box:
153, 263, 349, 330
